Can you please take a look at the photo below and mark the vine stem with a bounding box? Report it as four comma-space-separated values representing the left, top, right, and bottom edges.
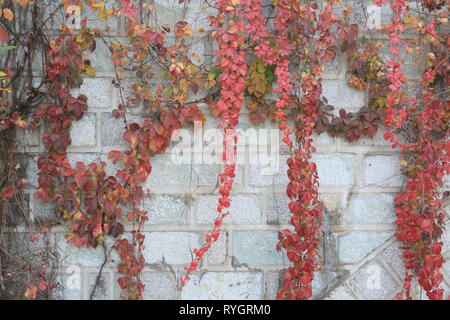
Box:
89, 241, 113, 300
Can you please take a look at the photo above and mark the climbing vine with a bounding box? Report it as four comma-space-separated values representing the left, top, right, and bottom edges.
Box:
0, 0, 448, 300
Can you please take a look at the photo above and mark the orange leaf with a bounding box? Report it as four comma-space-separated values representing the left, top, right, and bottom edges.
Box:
3, 8, 14, 21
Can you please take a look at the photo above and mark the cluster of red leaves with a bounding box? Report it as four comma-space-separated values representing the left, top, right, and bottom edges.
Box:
379, 1, 449, 300
245, 7, 390, 145
314, 26, 390, 142
274, 1, 337, 300
30, 26, 116, 299
31, 0, 207, 299
111, 103, 203, 297
316, 105, 385, 142
34, 27, 115, 249
109, 5, 205, 296
181, 0, 249, 286
14, 0, 448, 301
118, 0, 137, 21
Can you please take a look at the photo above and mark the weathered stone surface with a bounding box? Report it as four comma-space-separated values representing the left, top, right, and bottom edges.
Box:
249, 155, 289, 186
88, 272, 110, 300
347, 193, 396, 224
146, 154, 192, 187
195, 195, 261, 224
143, 232, 201, 265
57, 234, 117, 268
54, 273, 83, 300
379, 241, 405, 278
363, 155, 403, 187
144, 196, 188, 225
348, 262, 400, 300
322, 80, 367, 110
141, 272, 177, 300
73, 78, 113, 109
32, 196, 56, 221
16, 128, 40, 148
70, 113, 97, 147
25, 155, 39, 188
100, 113, 130, 147
180, 272, 263, 300
206, 232, 227, 265
314, 154, 356, 186
233, 232, 284, 266
90, 40, 114, 71
267, 194, 291, 224
338, 231, 391, 264
324, 285, 356, 300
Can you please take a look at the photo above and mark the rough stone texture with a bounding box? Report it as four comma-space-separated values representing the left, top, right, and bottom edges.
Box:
195, 195, 261, 224
180, 272, 263, 300
347, 262, 399, 300
32, 196, 56, 221
73, 78, 113, 109
141, 272, 177, 300
144, 196, 188, 225
249, 156, 290, 186
363, 155, 403, 187
88, 272, 110, 300
322, 80, 367, 111
206, 232, 228, 265
347, 193, 396, 224
25, 155, 39, 188
265, 271, 282, 300
324, 285, 356, 300
338, 231, 392, 264
267, 193, 291, 224
55, 273, 83, 300
313, 154, 356, 186
253, 150, 356, 190
233, 232, 285, 266
16, 128, 40, 148
25, 1, 450, 300
101, 113, 132, 147
90, 40, 114, 72
146, 154, 193, 187
70, 113, 97, 147
143, 232, 201, 265
57, 234, 118, 268
379, 241, 405, 279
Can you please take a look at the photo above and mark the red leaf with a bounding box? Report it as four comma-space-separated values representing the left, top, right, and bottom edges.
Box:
0, 28, 8, 42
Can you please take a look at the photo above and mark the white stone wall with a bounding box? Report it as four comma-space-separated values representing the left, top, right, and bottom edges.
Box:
18, 0, 450, 300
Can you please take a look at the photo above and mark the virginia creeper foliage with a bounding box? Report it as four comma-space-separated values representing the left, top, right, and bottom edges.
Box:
0, 0, 448, 300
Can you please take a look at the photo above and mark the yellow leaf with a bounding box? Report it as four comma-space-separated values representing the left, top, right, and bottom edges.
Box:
3, 8, 14, 21
15, 118, 27, 128
85, 65, 96, 77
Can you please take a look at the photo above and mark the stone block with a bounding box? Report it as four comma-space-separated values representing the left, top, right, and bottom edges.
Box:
143, 232, 201, 265
233, 232, 284, 266
338, 231, 391, 264
180, 272, 263, 300
195, 195, 261, 224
